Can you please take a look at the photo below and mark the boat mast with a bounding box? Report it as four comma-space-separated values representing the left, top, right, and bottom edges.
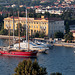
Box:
26, 9, 28, 49
18, 11, 20, 50
26, 9, 28, 42
26, 9, 29, 50
28, 16, 30, 50
9, 14, 10, 48
13, 11, 14, 46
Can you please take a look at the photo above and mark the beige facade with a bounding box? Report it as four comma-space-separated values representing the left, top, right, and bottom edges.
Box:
4, 16, 48, 36
4, 16, 64, 38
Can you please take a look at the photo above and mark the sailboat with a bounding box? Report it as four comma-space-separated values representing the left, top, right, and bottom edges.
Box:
0, 10, 38, 57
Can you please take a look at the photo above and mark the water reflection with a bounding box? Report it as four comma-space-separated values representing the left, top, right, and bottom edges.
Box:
0, 39, 9, 46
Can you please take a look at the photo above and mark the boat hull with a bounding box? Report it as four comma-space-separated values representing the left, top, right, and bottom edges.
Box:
0, 51, 37, 57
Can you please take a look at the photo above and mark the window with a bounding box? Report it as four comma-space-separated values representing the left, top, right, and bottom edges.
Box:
45, 26, 46, 29
34, 30, 36, 33
6, 24, 8, 28
31, 30, 33, 35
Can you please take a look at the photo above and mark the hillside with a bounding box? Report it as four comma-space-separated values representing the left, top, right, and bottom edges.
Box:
0, 0, 57, 6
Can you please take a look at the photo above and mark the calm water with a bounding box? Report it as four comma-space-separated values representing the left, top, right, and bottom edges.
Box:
0, 39, 75, 75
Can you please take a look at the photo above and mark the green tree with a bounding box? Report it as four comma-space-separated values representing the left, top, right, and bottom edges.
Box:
54, 31, 64, 38
39, 31, 46, 38
35, 32, 40, 38
14, 59, 47, 75
0, 29, 8, 35
64, 32, 74, 42
14, 23, 26, 36
65, 21, 70, 33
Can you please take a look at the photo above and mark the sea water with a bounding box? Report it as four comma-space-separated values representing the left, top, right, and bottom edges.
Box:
0, 39, 75, 75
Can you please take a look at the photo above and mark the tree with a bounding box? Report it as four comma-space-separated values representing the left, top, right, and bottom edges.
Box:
64, 32, 74, 42
50, 72, 62, 75
0, 29, 8, 35
35, 32, 40, 38
14, 59, 47, 75
39, 31, 46, 38
54, 31, 64, 38
14, 23, 26, 36
65, 21, 70, 33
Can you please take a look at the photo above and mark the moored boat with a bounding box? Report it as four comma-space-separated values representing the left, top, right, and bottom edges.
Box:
0, 49, 38, 57
0, 10, 38, 57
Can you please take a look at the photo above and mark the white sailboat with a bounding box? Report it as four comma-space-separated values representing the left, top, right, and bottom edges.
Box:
12, 9, 49, 52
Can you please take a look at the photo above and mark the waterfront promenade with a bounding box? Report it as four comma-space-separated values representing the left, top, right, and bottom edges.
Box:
0, 35, 16, 39
0, 35, 23, 39
54, 42, 75, 48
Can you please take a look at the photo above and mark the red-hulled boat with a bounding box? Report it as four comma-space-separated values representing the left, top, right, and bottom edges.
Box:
0, 10, 38, 57
0, 50, 38, 57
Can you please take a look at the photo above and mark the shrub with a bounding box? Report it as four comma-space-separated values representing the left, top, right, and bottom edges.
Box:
14, 59, 47, 75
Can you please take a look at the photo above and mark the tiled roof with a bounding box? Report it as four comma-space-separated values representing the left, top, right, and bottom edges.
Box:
10, 16, 19, 19
45, 18, 63, 21
72, 31, 75, 33
34, 18, 63, 21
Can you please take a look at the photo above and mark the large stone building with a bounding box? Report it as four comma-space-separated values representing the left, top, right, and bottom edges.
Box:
48, 18, 64, 38
4, 16, 65, 38
69, 25, 75, 39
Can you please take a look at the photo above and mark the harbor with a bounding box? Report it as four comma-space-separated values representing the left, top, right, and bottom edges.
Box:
0, 39, 75, 75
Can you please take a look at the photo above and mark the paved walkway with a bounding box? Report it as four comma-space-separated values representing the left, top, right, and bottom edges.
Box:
54, 42, 75, 48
